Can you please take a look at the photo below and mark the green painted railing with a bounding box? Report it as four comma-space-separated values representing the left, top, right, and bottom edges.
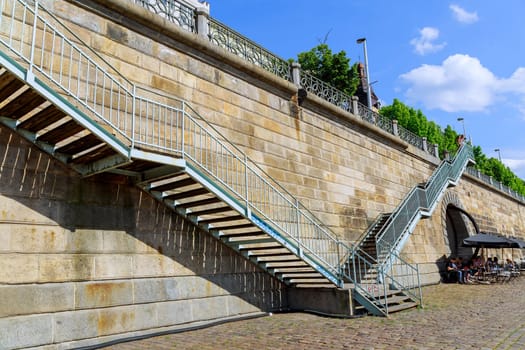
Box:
376, 143, 474, 260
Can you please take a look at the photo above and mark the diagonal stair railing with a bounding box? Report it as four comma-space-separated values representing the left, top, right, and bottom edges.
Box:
376, 143, 475, 261
349, 143, 474, 315
0, 0, 349, 287
0, 0, 474, 316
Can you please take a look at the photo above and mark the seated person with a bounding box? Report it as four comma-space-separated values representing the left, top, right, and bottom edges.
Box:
446, 257, 460, 283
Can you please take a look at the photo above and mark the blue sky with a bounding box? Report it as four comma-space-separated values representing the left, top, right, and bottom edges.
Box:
209, 1, 525, 179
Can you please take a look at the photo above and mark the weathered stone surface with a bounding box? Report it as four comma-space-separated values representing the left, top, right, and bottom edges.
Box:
0, 1, 523, 349
0, 314, 53, 349
75, 281, 133, 309
0, 253, 39, 283
156, 300, 194, 327
0, 283, 74, 317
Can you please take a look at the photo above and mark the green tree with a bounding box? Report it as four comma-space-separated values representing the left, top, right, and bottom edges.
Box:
296, 44, 360, 96
379, 99, 525, 195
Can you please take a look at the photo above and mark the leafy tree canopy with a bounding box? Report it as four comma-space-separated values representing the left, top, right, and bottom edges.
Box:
380, 99, 525, 196
293, 43, 525, 196
296, 44, 360, 96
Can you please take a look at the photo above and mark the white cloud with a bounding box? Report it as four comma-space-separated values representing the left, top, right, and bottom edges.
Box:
410, 27, 446, 55
505, 158, 525, 179
400, 54, 496, 112
401, 54, 525, 116
450, 4, 479, 24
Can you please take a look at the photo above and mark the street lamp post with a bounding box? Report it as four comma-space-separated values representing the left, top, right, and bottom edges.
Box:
356, 37, 372, 109
457, 117, 466, 137
494, 148, 502, 162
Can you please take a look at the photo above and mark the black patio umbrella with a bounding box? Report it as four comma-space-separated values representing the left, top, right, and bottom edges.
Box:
462, 232, 516, 248
508, 236, 525, 249
462, 232, 518, 260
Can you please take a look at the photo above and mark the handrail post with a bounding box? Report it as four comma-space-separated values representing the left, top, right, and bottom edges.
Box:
417, 263, 423, 308
295, 198, 300, 241
131, 84, 136, 152
181, 100, 185, 160
28, 0, 39, 79
382, 268, 388, 315
291, 62, 301, 87
351, 96, 359, 117
244, 153, 249, 216
392, 120, 399, 136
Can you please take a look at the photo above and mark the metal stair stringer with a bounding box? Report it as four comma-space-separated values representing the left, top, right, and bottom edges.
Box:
135, 160, 343, 288
0, 0, 351, 294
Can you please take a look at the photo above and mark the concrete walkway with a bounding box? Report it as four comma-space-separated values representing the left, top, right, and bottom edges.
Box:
108, 277, 525, 349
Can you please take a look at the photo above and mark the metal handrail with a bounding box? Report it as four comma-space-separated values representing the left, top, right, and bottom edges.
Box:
2, 0, 470, 315
385, 253, 422, 304
465, 167, 525, 203
300, 70, 352, 113
208, 18, 291, 81
376, 144, 474, 258
134, 0, 196, 32
1, 0, 347, 284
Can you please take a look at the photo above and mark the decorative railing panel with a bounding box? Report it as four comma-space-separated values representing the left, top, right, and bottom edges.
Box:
208, 18, 291, 81
134, 0, 196, 32
466, 167, 525, 202
300, 71, 352, 113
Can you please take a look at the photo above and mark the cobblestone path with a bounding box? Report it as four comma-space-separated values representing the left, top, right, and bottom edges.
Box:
108, 277, 525, 349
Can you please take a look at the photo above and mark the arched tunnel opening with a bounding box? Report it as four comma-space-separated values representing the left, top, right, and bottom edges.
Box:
445, 204, 479, 259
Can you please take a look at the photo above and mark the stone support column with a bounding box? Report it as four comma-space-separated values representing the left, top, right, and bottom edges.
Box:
196, 7, 210, 38
433, 144, 439, 158
351, 96, 359, 117
291, 62, 301, 87
392, 120, 399, 137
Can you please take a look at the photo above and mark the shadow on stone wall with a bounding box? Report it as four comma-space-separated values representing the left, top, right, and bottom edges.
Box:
0, 125, 287, 313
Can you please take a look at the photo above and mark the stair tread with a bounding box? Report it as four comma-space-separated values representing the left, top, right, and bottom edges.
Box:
18, 104, 67, 132
164, 187, 209, 200
153, 177, 197, 192
386, 302, 418, 313
70, 144, 117, 164
280, 272, 322, 278
38, 120, 84, 143
0, 72, 24, 101
199, 215, 245, 225
188, 206, 234, 217
176, 196, 221, 209
55, 133, 102, 155
0, 88, 46, 119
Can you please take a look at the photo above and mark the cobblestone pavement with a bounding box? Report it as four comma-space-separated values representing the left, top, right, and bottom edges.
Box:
108, 277, 525, 349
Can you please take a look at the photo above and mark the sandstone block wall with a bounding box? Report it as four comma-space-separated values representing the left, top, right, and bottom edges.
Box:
48, 0, 437, 243
0, 127, 285, 349
42, 0, 525, 282
1, 0, 525, 347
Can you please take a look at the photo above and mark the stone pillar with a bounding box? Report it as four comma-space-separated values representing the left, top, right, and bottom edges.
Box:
422, 137, 428, 153
444, 151, 450, 160
433, 144, 439, 158
392, 120, 399, 136
351, 96, 359, 116
196, 7, 210, 38
291, 62, 301, 87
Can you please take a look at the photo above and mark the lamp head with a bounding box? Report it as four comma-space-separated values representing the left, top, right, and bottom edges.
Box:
356, 38, 366, 44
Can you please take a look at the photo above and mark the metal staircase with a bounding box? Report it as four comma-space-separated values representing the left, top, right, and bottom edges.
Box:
350, 143, 475, 315
0, 0, 346, 291
0, 0, 474, 317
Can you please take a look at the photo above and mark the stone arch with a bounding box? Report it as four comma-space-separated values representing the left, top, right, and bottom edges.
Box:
440, 191, 478, 259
